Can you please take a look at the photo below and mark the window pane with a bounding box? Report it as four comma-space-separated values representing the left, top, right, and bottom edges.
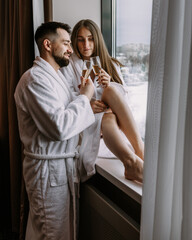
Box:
116, 0, 153, 139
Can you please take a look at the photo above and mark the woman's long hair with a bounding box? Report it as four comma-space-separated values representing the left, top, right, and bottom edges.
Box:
71, 19, 123, 84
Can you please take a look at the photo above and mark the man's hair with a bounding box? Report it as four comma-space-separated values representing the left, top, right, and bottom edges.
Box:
35, 21, 71, 52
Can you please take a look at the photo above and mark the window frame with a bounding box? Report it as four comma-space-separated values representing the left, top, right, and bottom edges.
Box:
101, 0, 116, 57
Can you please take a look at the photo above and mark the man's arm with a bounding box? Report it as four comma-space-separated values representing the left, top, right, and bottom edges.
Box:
22, 76, 95, 141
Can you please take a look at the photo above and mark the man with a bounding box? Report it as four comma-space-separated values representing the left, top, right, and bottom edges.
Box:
14, 22, 95, 240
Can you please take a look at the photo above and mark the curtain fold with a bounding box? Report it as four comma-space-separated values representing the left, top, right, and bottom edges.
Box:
182, 26, 192, 239
44, 0, 53, 22
141, 0, 192, 239
0, 0, 34, 238
0, 0, 11, 232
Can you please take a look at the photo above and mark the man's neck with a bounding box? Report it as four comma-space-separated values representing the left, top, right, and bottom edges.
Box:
41, 54, 60, 71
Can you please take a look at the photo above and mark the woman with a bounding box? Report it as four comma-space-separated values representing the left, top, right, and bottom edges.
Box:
61, 19, 144, 182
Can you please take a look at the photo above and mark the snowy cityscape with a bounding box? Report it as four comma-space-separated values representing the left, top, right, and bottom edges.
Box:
117, 43, 150, 140
114, 0, 152, 140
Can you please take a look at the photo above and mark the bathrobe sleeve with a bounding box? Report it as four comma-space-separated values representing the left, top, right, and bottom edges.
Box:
20, 72, 95, 141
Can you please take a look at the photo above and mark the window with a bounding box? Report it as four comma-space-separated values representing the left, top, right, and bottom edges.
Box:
101, 0, 153, 139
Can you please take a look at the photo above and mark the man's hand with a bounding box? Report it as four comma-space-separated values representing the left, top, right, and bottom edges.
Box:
79, 76, 94, 100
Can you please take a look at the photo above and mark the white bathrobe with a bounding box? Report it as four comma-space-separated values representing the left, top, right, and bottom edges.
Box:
14, 56, 102, 240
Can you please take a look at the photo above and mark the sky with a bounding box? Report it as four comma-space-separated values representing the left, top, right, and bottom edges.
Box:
116, 0, 153, 46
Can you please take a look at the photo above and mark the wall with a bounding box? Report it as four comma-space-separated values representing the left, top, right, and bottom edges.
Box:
52, 0, 101, 29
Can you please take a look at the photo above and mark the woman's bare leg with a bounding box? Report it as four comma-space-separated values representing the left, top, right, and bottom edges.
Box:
101, 85, 144, 160
101, 113, 143, 182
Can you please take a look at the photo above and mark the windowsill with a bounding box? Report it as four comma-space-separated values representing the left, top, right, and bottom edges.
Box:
95, 157, 142, 204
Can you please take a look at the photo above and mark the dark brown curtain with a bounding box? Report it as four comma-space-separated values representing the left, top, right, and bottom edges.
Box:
44, 0, 53, 22
0, 0, 34, 239
0, 0, 53, 238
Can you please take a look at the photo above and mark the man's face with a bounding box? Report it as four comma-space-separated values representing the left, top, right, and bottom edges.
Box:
51, 28, 73, 68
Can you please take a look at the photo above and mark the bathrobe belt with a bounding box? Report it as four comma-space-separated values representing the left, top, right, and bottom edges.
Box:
24, 148, 80, 240
24, 149, 80, 160
23, 148, 80, 184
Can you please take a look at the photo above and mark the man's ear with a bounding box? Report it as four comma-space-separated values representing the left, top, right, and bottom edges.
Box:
43, 39, 52, 51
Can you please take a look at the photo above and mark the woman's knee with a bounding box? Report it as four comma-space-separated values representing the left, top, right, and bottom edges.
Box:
102, 85, 121, 103
103, 85, 117, 96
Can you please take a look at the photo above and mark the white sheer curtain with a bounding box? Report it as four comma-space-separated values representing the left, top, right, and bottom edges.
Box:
32, 0, 44, 57
141, 0, 192, 239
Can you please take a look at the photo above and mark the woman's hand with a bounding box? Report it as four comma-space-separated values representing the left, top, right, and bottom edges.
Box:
97, 69, 111, 88
90, 99, 108, 113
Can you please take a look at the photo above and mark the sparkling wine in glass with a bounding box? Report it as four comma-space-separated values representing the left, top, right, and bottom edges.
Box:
90, 56, 101, 87
91, 56, 101, 76
82, 60, 92, 79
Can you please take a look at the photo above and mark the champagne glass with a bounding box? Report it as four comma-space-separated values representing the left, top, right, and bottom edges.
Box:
90, 56, 101, 87
82, 60, 92, 79
90, 56, 101, 75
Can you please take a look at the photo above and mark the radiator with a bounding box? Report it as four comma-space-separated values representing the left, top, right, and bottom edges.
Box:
79, 179, 140, 240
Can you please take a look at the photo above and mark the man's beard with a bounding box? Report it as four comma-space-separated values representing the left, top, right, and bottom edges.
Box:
53, 53, 69, 68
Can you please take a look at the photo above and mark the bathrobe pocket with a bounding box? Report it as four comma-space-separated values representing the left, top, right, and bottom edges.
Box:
49, 159, 68, 187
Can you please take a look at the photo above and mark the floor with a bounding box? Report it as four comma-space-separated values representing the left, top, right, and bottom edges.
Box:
0, 231, 19, 240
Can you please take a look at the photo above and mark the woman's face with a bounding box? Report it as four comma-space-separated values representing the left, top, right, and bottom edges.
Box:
77, 27, 94, 60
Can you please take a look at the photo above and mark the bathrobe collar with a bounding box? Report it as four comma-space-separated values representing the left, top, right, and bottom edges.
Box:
34, 56, 73, 101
